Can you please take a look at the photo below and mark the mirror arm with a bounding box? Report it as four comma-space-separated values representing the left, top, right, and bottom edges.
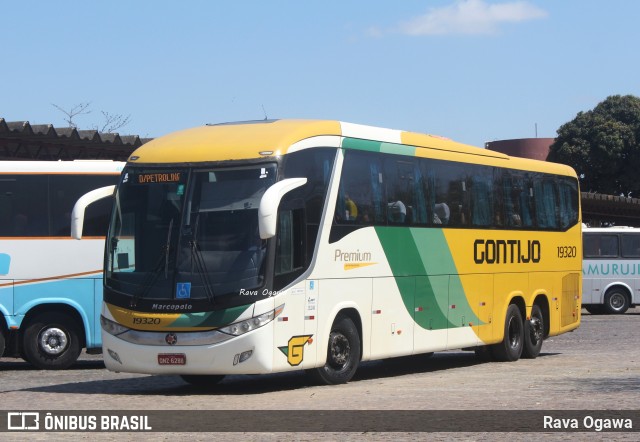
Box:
71, 185, 116, 239
258, 178, 307, 239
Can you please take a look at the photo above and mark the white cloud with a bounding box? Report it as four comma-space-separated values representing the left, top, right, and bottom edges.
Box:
397, 0, 548, 36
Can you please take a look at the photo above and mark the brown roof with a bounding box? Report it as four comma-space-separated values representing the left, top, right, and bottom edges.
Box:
0, 118, 152, 161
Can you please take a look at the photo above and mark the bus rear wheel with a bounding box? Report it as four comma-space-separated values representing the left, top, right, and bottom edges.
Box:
522, 304, 544, 359
22, 312, 82, 370
308, 315, 360, 385
604, 289, 630, 314
180, 375, 225, 386
490, 304, 523, 362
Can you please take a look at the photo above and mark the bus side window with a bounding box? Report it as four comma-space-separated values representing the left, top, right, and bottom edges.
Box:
336, 150, 385, 226
533, 176, 559, 229
621, 234, 640, 257
0, 175, 48, 237
469, 166, 493, 227
599, 235, 619, 257
583, 235, 600, 257
432, 162, 468, 227
384, 158, 426, 226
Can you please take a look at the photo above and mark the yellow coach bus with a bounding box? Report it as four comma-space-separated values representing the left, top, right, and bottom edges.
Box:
73, 120, 582, 385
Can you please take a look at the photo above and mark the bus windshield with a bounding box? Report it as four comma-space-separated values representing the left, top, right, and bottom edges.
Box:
106, 165, 277, 304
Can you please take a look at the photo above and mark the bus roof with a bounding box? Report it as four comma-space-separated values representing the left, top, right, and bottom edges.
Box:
128, 119, 575, 176
583, 226, 640, 233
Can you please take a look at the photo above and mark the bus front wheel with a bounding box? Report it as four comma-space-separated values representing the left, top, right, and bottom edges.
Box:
308, 315, 360, 385
604, 289, 630, 315
22, 312, 82, 370
490, 304, 523, 362
522, 304, 544, 359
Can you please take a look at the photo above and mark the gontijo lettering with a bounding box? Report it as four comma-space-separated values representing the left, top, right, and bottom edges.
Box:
474, 239, 541, 264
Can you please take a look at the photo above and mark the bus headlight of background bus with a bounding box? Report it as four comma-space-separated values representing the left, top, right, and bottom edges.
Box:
220, 304, 284, 337
101, 315, 129, 337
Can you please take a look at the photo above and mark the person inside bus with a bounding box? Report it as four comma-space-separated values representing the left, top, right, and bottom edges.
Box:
433, 202, 450, 225
344, 193, 358, 221
387, 200, 406, 223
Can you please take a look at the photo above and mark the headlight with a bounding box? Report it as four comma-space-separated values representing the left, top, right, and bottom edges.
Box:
101, 315, 130, 336
219, 304, 284, 336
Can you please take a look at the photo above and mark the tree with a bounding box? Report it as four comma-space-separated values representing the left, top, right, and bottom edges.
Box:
51, 102, 91, 129
52, 102, 131, 133
548, 95, 640, 196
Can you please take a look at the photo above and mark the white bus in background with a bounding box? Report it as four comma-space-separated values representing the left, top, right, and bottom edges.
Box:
582, 226, 640, 314
0, 160, 123, 368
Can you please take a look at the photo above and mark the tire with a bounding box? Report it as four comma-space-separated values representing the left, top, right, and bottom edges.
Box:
180, 375, 225, 386
307, 315, 361, 385
490, 304, 524, 362
522, 304, 544, 359
22, 312, 82, 370
603, 289, 630, 315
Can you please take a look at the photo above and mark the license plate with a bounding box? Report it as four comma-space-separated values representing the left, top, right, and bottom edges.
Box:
158, 353, 186, 365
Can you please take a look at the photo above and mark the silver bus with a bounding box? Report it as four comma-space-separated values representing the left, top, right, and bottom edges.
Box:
583, 227, 640, 314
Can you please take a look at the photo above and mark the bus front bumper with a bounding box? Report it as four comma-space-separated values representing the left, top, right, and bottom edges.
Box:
101, 325, 275, 375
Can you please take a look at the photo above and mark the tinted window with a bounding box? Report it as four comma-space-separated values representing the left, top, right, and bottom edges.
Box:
276, 148, 336, 288
533, 177, 558, 229
0, 174, 117, 237
0, 175, 48, 236
621, 234, 640, 258
583, 234, 619, 258
336, 150, 385, 225
384, 156, 429, 226
51, 175, 118, 236
329, 144, 579, 243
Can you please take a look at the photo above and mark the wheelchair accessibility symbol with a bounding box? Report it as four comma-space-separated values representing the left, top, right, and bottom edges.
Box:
176, 282, 192, 299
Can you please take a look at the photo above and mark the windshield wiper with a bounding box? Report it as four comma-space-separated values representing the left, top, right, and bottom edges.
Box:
130, 218, 174, 308
189, 213, 216, 304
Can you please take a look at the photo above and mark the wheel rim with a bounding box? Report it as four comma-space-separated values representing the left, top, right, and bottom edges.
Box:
609, 293, 626, 311
328, 332, 350, 369
39, 327, 69, 355
529, 316, 543, 344
507, 315, 522, 349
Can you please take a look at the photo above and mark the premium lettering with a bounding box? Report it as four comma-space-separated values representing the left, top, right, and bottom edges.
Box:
334, 249, 372, 262
474, 239, 541, 264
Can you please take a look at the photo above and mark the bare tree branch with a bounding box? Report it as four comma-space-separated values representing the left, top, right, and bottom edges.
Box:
99, 110, 131, 133
51, 102, 92, 128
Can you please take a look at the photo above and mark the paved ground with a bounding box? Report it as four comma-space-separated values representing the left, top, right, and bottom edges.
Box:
1, 307, 639, 440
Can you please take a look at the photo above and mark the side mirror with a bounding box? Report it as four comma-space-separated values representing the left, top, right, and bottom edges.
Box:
71, 185, 116, 239
258, 178, 307, 239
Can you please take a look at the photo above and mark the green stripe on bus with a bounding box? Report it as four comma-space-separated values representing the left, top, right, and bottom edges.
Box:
375, 227, 482, 330
342, 138, 382, 152
342, 138, 417, 156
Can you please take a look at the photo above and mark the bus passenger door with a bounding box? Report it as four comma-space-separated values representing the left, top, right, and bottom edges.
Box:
370, 277, 414, 359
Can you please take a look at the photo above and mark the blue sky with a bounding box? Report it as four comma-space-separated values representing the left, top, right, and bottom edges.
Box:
2, 0, 639, 147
